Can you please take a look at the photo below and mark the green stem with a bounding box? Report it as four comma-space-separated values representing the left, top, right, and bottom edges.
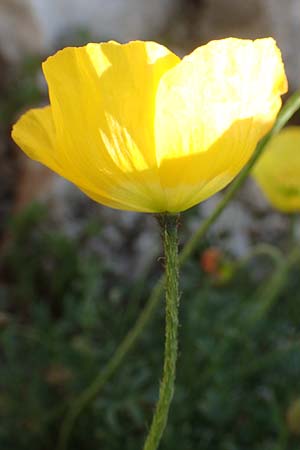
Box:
143, 214, 180, 450
57, 91, 300, 449
246, 246, 300, 325
288, 213, 297, 247
237, 243, 283, 269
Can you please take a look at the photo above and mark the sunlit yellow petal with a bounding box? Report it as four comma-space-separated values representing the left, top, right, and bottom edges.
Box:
11, 105, 150, 211
253, 126, 300, 212
155, 37, 287, 212
11, 106, 61, 173
12, 38, 287, 213
42, 40, 179, 211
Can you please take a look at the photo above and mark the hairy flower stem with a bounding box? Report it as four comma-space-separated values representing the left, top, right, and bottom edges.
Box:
142, 214, 180, 450
57, 92, 300, 450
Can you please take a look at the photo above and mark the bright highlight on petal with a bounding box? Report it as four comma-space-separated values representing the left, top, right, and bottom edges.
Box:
253, 126, 300, 213
12, 38, 287, 213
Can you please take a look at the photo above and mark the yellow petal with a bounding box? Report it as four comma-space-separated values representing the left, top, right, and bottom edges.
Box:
155, 37, 287, 212
12, 39, 287, 213
11, 106, 60, 173
253, 126, 300, 212
41, 40, 180, 211
11, 106, 142, 210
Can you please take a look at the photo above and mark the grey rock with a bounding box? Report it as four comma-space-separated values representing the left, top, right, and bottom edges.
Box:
200, 196, 253, 257
266, 0, 300, 89
0, 0, 179, 61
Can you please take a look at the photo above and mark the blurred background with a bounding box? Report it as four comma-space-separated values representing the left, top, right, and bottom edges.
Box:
1, 1, 300, 449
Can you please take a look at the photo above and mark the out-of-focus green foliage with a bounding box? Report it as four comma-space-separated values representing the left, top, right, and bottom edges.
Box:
0, 204, 300, 450
0, 56, 42, 129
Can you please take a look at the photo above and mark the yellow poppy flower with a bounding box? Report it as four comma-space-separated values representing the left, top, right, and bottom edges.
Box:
253, 126, 300, 212
12, 38, 287, 213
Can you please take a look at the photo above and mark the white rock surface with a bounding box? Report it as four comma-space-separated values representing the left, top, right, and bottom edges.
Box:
0, 0, 43, 60
200, 196, 253, 257
0, 0, 178, 61
265, 0, 300, 89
